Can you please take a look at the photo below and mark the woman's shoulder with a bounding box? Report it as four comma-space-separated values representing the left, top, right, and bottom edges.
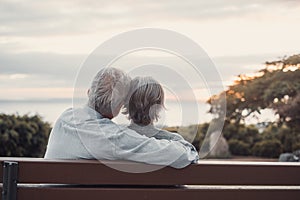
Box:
128, 123, 158, 137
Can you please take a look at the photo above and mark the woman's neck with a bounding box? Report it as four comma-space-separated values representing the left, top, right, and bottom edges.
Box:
130, 121, 153, 127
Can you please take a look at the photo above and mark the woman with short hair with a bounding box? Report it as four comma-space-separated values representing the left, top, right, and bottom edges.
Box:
124, 76, 199, 156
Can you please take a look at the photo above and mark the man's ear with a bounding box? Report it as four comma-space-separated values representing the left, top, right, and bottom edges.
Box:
87, 89, 90, 96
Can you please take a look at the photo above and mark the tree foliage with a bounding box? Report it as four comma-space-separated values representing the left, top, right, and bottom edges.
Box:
0, 114, 51, 157
208, 54, 300, 127
207, 54, 300, 157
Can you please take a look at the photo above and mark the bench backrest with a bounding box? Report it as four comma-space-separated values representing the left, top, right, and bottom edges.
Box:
1, 157, 300, 200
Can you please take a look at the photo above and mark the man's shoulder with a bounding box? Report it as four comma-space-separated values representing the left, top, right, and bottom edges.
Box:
55, 107, 148, 140
57, 106, 105, 124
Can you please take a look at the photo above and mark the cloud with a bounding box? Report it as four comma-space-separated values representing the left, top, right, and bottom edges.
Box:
0, 49, 282, 100
0, 0, 299, 56
0, 0, 299, 37
154, 0, 300, 19
0, 53, 81, 99
0, 51, 83, 78
0, 49, 297, 102
0, 87, 74, 100
0, 50, 209, 99
0, 0, 299, 101
0, 0, 135, 37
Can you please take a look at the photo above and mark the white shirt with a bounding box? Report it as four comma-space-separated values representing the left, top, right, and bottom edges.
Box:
44, 106, 199, 168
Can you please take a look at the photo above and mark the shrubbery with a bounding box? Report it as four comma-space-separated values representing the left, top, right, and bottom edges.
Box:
223, 123, 297, 158
228, 139, 251, 156
166, 122, 299, 158
0, 112, 298, 158
0, 114, 51, 157
252, 139, 283, 158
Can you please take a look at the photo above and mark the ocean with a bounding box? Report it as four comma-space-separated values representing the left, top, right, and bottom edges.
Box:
0, 99, 213, 127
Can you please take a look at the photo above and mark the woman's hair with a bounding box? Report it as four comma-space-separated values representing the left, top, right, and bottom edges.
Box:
123, 76, 165, 125
88, 67, 131, 118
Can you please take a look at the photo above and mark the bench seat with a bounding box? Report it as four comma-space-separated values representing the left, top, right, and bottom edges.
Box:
1, 157, 300, 200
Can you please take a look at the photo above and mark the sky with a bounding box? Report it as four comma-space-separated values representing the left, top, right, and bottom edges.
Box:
1, 0, 300, 101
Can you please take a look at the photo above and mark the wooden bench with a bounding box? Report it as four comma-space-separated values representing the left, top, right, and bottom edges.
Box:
1, 157, 300, 200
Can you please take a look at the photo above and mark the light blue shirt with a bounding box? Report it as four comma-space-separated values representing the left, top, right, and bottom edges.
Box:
128, 123, 198, 151
44, 106, 199, 168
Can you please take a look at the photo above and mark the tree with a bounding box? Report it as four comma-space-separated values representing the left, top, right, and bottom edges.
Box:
207, 54, 300, 156
0, 114, 51, 157
208, 54, 300, 127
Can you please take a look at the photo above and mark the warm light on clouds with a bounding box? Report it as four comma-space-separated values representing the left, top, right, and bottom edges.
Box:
0, 0, 299, 101
0, 0, 299, 56
0, 73, 28, 80
0, 87, 74, 100
0, 0, 298, 125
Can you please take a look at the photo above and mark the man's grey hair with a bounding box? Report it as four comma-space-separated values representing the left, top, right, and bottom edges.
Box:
88, 67, 131, 118
123, 76, 165, 125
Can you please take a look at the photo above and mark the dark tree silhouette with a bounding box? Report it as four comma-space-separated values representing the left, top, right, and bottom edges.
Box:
208, 54, 300, 127
0, 114, 51, 157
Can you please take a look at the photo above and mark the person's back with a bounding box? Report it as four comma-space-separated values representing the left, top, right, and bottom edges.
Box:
44, 68, 199, 168
45, 106, 116, 160
124, 76, 199, 163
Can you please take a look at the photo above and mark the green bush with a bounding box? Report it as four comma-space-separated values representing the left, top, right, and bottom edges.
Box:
252, 139, 283, 158
165, 123, 208, 151
228, 139, 251, 156
0, 114, 51, 157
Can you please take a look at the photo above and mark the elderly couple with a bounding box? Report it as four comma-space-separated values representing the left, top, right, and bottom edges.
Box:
44, 67, 199, 168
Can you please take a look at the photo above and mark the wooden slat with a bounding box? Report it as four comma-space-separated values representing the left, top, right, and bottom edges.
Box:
1, 158, 300, 185
0, 162, 3, 200
0, 185, 2, 200
0, 161, 2, 182
17, 186, 300, 200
